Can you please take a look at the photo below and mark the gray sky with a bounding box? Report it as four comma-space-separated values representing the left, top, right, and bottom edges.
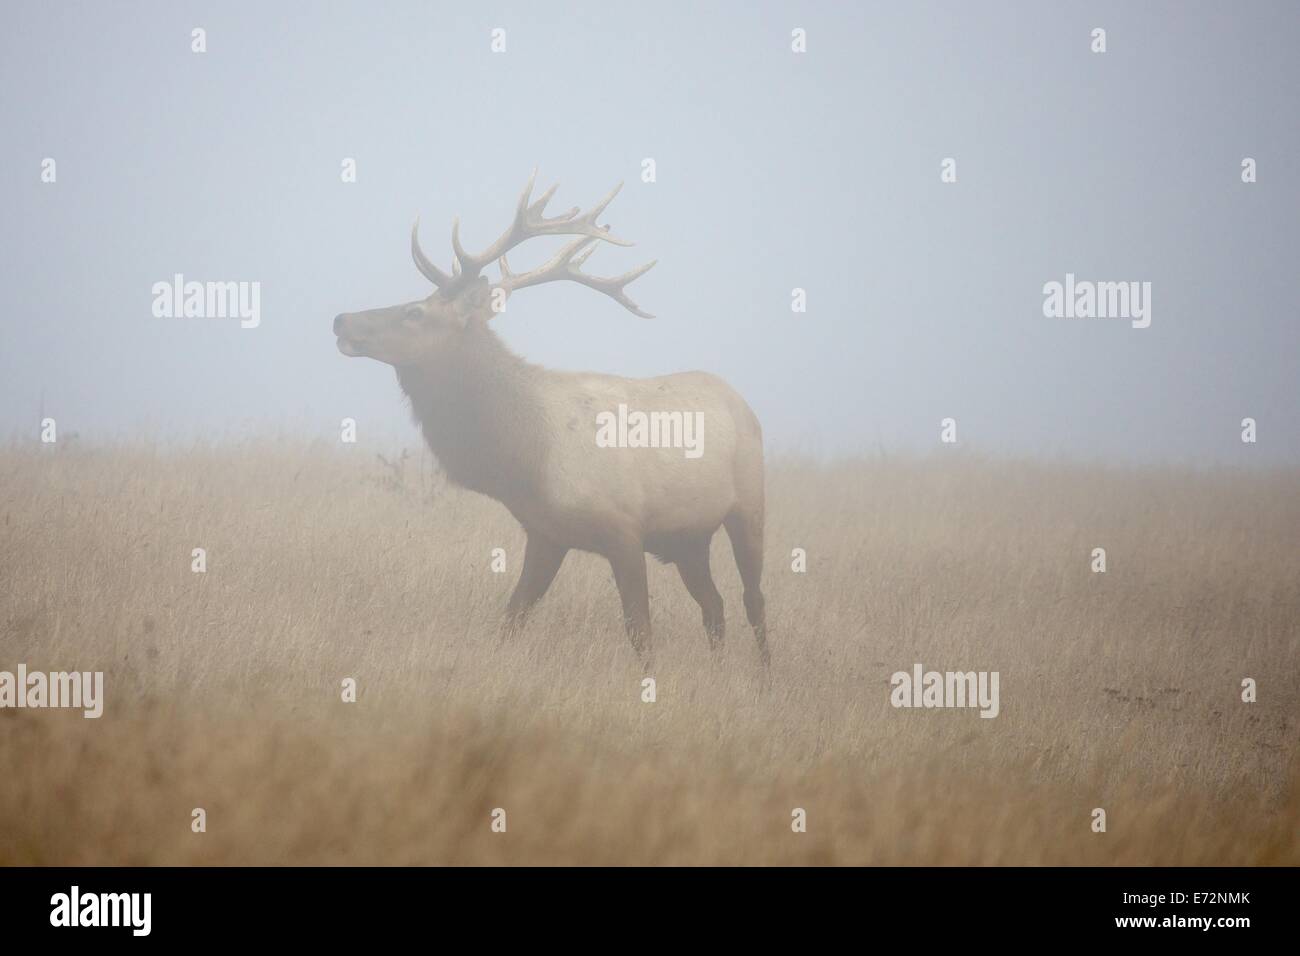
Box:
3, 1, 1297, 464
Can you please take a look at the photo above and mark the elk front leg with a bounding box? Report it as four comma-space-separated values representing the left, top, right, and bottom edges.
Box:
606, 540, 652, 662
502, 534, 568, 638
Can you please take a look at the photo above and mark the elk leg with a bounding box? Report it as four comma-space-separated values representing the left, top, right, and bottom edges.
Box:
724, 511, 769, 667
607, 542, 652, 661
675, 537, 725, 653
502, 534, 568, 637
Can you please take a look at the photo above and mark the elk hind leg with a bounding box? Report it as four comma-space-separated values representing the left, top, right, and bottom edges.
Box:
724, 509, 768, 667
675, 535, 725, 653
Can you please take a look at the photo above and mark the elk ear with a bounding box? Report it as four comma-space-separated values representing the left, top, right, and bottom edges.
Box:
453, 276, 493, 324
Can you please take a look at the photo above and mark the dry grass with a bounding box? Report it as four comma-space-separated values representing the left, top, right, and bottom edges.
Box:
0, 440, 1296, 865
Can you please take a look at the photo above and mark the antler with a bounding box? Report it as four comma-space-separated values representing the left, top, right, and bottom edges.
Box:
496, 235, 657, 318
411, 170, 643, 303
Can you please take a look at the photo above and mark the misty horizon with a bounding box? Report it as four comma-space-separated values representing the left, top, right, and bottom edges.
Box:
3, 1, 1297, 466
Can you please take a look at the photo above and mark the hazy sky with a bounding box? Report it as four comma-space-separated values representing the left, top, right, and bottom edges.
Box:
3, 1, 1297, 464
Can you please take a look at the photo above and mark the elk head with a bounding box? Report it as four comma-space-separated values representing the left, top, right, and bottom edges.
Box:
334, 171, 657, 367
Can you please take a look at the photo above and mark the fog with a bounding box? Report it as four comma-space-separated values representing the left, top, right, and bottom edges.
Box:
3, 1, 1297, 464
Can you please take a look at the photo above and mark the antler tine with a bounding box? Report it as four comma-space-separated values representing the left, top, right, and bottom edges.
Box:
533, 182, 631, 244
495, 236, 593, 287
451, 178, 633, 282
415, 175, 640, 298
528, 183, 573, 221
445, 170, 537, 285
584, 182, 623, 225
495, 235, 657, 319
569, 258, 658, 318
515, 167, 538, 216
411, 218, 456, 288
449, 215, 473, 276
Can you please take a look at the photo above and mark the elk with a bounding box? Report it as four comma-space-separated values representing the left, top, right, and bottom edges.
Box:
333, 172, 768, 665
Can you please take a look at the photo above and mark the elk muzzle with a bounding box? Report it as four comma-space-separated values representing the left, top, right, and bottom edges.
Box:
334, 312, 367, 357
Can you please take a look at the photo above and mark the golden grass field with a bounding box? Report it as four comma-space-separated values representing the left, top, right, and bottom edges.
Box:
1, 440, 1296, 865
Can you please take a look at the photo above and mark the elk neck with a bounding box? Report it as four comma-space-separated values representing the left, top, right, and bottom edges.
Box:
395, 321, 549, 509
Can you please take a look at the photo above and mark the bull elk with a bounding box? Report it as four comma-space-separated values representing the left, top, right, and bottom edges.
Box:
333, 172, 768, 664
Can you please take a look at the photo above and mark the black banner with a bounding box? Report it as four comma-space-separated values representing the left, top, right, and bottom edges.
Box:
0, 866, 1287, 942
